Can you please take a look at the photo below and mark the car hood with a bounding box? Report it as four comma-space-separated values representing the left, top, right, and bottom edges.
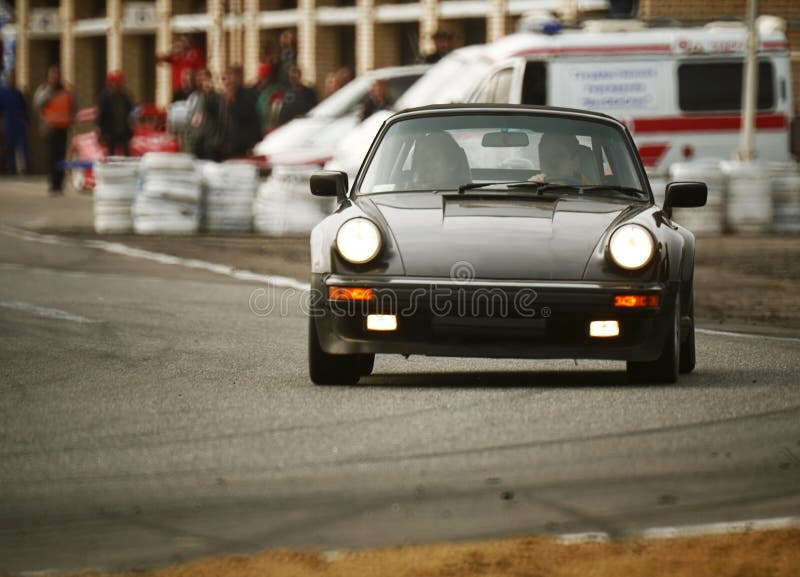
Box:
364, 192, 640, 280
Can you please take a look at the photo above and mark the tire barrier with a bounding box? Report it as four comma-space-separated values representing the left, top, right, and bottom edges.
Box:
720, 161, 772, 233
201, 162, 258, 233
770, 161, 800, 234
254, 165, 335, 235
93, 157, 140, 234
133, 153, 200, 235
669, 160, 725, 235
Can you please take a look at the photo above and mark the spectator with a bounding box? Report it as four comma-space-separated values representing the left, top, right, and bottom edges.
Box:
34, 65, 75, 195
96, 70, 134, 157
360, 78, 391, 121
172, 68, 195, 102
323, 66, 354, 98
0, 70, 32, 175
221, 65, 261, 158
423, 30, 453, 64
253, 62, 283, 135
277, 66, 318, 126
186, 68, 223, 161
156, 36, 205, 94
276, 29, 297, 86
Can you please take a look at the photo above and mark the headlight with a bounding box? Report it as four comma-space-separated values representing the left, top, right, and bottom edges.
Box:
336, 218, 382, 264
608, 224, 655, 270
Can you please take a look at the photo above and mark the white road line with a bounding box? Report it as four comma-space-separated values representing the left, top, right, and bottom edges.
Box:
0, 225, 310, 291
0, 300, 97, 324
697, 327, 800, 344
637, 515, 800, 540
556, 515, 800, 544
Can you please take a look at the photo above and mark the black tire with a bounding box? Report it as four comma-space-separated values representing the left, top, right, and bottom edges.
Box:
358, 354, 375, 376
627, 293, 680, 384
679, 286, 696, 374
308, 316, 361, 385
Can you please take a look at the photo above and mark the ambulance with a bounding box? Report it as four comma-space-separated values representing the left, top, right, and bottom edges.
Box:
467, 17, 796, 174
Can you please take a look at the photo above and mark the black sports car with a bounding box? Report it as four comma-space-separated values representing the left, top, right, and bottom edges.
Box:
308, 104, 707, 385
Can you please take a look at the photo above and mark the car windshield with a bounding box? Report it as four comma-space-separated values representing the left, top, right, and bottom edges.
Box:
358, 113, 647, 195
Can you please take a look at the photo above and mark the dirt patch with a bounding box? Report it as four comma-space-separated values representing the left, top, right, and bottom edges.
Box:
694, 235, 800, 330
40, 529, 800, 577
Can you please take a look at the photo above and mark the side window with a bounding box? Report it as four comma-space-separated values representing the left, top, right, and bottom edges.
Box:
678, 60, 775, 112
491, 68, 514, 104
522, 62, 547, 105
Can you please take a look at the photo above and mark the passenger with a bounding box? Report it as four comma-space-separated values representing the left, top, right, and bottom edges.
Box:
411, 132, 470, 189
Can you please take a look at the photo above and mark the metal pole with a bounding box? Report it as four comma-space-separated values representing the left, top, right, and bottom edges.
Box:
737, 0, 758, 161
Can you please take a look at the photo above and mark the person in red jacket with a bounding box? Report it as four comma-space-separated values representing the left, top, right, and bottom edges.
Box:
156, 36, 205, 94
34, 65, 75, 195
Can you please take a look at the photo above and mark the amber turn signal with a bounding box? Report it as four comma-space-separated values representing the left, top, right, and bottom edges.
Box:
614, 294, 659, 308
328, 287, 375, 301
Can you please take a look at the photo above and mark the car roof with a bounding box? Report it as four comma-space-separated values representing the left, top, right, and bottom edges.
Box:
390, 103, 625, 128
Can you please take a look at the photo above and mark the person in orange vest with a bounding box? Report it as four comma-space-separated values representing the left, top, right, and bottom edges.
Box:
34, 65, 76, 195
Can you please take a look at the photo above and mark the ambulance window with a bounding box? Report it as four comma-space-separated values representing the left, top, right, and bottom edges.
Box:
678, 61, 775, 112
491, 68, 514, 103
522, 62, 546, 105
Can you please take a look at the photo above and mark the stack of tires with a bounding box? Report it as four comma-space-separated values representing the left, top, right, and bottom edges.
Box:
133, 153, 201, 235
93, 158, 140, 234
201, 162, 258, 232
254, 165, 334, 235
720, 161, 771, 233
770, 162, 800, 234
669, 160, 725, 234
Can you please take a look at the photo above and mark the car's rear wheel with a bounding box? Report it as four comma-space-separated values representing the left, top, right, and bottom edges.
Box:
679, 285, 696, 374
308, 317, 361, 385
627, 293, 680, 384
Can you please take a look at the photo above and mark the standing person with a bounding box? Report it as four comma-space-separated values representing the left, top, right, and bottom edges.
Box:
422, 30, 453, 64
276, 66, 318, 126
360, 78, 391, 121
96, 71, 134, 157
172, 68, 195, 102
253, 62, 283, 135
34, 65, 75, 195
0, 70, 32, 175
156, 36, 205, 95
186, 68, 223, 161
221, 65, 260, 159
275, 29, 297, 86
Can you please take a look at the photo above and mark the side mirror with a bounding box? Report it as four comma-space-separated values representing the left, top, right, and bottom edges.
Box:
663, 181, 707, 219
310, 171, 349, 202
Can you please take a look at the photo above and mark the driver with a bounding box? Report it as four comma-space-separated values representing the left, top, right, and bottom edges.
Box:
535, 132, 591, 184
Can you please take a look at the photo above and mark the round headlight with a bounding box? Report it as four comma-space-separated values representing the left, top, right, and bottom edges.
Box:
608, 224, 655, 270
336, 218, 382, 264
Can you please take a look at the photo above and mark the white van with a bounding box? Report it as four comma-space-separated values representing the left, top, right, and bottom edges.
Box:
467, 18, 796, 174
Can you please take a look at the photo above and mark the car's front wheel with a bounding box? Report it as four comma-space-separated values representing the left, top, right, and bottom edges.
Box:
679, 285, 696, 374
627, 293, 680, 384
308, 317, 361, 385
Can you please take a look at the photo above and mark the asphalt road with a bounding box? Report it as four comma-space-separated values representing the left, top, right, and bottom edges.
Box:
1, 228, 799, 575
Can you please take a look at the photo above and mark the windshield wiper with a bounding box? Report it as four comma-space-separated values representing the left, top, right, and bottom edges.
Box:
457, 181, 519, 194
458, 181, 647, 198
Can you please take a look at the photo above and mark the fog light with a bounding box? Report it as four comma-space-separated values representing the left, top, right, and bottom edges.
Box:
367, 314, 397, 331
590, 320, 619, 338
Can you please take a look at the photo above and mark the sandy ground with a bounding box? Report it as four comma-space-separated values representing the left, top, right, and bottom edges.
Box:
36, 529, 800, 577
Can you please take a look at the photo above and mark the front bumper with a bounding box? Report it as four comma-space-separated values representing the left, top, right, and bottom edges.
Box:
311, 274, 677, 361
